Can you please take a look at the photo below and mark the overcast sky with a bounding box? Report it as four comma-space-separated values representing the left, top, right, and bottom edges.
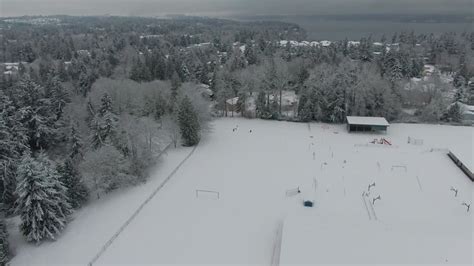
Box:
1, 0, 472, 17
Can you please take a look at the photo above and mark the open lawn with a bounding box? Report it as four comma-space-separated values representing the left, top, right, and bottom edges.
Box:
9, 118, 473, 265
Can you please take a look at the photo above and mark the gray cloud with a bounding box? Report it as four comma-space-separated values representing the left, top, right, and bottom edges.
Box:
1, 0, 472, 17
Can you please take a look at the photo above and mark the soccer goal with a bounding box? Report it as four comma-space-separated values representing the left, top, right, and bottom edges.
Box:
285, 187, 300, 197
195, 189, 220, 199
391, 165, 407, 172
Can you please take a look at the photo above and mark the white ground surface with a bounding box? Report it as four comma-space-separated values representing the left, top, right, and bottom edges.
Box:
9, 119, 474, 265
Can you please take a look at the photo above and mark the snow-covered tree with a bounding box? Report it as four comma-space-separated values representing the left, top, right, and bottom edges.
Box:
454, 86, 466, 103
256, 90, 270, 119
446, 102, 462, 122
14, 153, 72, 243
14, 78, 59, 150
0, 218, 9, 264
162, 114, 180, 148
90, 93, 118, 149
57, 159, 88, 209
170, 71, 181, 111
69, 124, 83, 160
79, 146, 130, 198
0, 92, 28, 213
298, 92, 315, 122
47, 77, 70, 120
178, 96, 200, 146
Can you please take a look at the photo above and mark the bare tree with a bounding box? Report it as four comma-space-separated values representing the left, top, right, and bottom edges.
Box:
161, 114, 180, 148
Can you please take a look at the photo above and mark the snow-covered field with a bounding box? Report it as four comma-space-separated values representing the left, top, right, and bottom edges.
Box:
9, 118, 473, 265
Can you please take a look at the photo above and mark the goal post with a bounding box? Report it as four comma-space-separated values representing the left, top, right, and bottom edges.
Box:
195, 189, 220, 199
285, 187, 300, 197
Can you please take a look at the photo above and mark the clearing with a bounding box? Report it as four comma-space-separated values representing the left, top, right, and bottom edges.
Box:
9, 118, 473, 265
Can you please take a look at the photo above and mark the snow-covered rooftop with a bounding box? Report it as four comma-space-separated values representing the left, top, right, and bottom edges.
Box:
348, 41, 360, 47
346, 116, 390, 126
320, 40, 331, 47
226, 97, 239, 105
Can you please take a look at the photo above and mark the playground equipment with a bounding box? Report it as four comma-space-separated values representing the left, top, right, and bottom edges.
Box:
370, 138, 392, 145
461, 202, 471, 212
368, 182, 376, 192
450, 187, 458, 197
372, 195, 381, 205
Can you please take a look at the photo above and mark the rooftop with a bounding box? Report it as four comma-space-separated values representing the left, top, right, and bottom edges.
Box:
346, 116, 390, 126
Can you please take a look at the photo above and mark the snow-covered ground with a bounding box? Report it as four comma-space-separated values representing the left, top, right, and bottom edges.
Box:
9, 119, 473, 265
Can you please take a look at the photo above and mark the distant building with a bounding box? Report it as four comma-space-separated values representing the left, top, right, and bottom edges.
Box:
225, 97, 240, 116
423, 65, 435, 76
320, 40, 331, 47
2, 62, 22, 75
76, 50, 91, 57
346, 116, 389, 133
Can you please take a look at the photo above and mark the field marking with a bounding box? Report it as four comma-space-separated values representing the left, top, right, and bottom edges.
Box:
271, 220, 284, 266
416, 176, 423, 192
88, 144, 198, 266
362, 192, 372, 220
342, 176, 346, 197
368, 199, 378, 221
361, 191, 378, 221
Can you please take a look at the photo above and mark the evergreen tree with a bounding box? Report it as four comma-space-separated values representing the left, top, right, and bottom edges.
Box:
446, 103, 462, 122
130, 59, 151, 82
0, 93, 28, 213
57, 61, 69, 82
385, 55, 404, 84
0, 218, 9, 265
453, 74, 466, 89
256, 90, 270, 119
236, 91, 248, 115
244, 41, 258, 65
57, 160, 88, 209
454, 86, 465, 103
69, 124, 83, 160
178, 96, 200, 146
170, 71, 181, 110
297, 93, 314, 122
14, 78, 58, 150
90, 93, 118, 149
78, 71, 92, 96
14, 153, 72, 243
48, 77, 70, 121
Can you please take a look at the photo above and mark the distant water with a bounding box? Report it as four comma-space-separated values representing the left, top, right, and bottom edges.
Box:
283, 18, 472, 40
233, 15, 473, 41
